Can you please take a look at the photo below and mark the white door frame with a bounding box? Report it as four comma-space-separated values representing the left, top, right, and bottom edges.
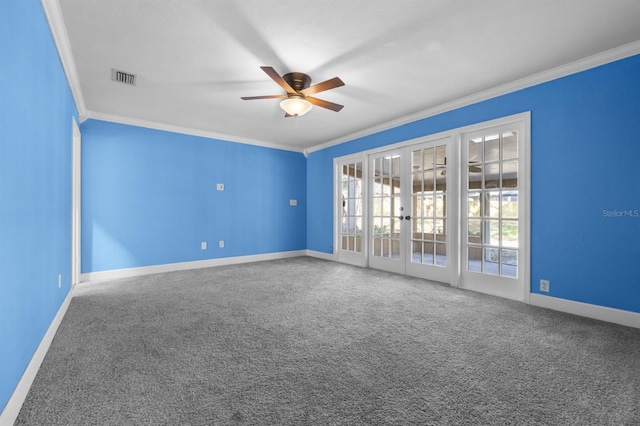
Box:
334, 153, 368, 267
333, 112, 530, 302
71, 117, 81, 286
455, 113, 531, 302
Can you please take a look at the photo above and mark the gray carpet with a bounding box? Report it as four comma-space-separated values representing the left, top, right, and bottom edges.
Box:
15, 257, 640, 425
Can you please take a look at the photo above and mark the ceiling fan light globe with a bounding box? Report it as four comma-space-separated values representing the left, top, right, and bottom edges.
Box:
280, 98, 312, 117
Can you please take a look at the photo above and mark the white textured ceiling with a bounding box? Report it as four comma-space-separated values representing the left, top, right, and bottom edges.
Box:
55, 0, 640, 151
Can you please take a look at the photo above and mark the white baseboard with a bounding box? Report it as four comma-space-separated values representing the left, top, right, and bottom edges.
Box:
80, 250, 307, 283
305, 250, 336, 261
530, 293, 640, 329
0, 289, 74, 426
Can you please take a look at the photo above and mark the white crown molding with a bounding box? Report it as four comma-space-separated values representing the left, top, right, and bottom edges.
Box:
308, 40, 640, 154
84, 110, 304, 153
41, 0, 640, 156
40, 0, 87, 117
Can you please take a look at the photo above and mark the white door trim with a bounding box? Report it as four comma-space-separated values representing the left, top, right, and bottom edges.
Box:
71, 117, 81, 286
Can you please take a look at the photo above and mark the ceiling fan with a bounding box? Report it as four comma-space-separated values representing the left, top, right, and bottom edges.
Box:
241, 66, 344, 117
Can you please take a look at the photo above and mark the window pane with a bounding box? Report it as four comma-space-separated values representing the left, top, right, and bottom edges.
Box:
502, 220, 518, 248
423, 170, 434, 192
435, 194, 446, 217
468, 192, 481, 217
501, 191, 518, 218
374, 158, 382, 177
484, 248, 499, 275
484, 163, 500, 189
435, 243, 446, 266
468, 247, 482, 272
412, 150, 422, 170
412, 173, 423, 194
423, 148, 434, 170
424, 241, 435, 264
502, 131, 518, 160
502, 160, 518, 188
436, 145, 446, 168
468, 219, 482, 243
485, 220, 500, 245
484, 134, 500, 162
501, 249, 518, 278
392, 156, 401, 175
423, 194, 434, 217
484, 191, 500, 218
391, 239, 400, 259
413, 195, 423, 218
468, 166, 482, 189
468, 139, 482, 163
412, 241, 423, 264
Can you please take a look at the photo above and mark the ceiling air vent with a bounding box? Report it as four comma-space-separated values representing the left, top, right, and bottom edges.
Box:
111, 69, 136, 86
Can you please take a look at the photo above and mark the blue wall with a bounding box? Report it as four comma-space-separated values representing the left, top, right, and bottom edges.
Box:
0, 1, 76, 413
308, 54, 640, 314
81, 120, 307, 272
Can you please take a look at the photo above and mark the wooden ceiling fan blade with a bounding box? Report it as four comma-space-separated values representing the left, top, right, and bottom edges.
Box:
260, 66, 296, 94
300, 77, 344, 96
241, 94, 288, 100
307, 96, 344, 112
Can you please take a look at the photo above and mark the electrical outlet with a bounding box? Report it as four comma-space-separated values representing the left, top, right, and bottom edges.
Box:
201, 242, 207, 250
540, 279, 550, 292
216, 183, 224, 191
219, 240, 224, 248
58, 274, 62, 288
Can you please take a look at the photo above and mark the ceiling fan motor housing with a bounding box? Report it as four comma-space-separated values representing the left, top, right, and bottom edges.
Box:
283, 72, 312, 92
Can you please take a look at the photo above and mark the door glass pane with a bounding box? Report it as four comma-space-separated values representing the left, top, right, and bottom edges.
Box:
468, 219, 481, 243
468, 139, 482, 163
411, 144, 447, 267
484, 163, 500, 189
484, 248, 500, 275
484, 134, 500, 162
501, 249, 518, 278
339, 161, 363, 254
501, 220, 518, 248
502, 160, 518, 188
501, 191, 518, 218
466, 129, 519, 278
423, 148, 434, 170
435, 243, 446, 266
435, 194, 445, 217
371, 154, 401, 261
502, 131, 518, 160
484, 191, 500, 218
412, 241, 422, 263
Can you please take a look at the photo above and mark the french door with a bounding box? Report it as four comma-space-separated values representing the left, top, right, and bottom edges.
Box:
460, 120, 528, 300
334, 113, 529, 301
368, 138, 453, 283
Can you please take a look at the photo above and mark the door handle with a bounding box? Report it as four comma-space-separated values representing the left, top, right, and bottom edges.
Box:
405, 216, 411, 220
398, 215, 404, 220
